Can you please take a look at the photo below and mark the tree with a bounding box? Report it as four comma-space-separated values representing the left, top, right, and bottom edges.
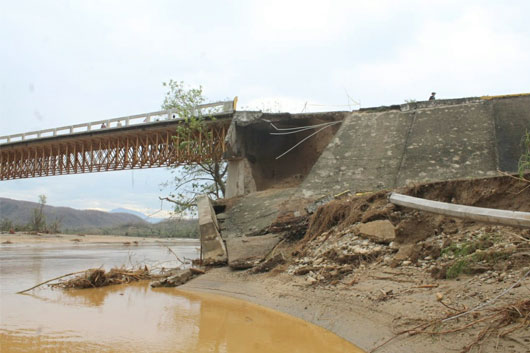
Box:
49, 216, 63, 234
160, 80, 227, 214
30, 194, 47, 232
0, 218, 13, 232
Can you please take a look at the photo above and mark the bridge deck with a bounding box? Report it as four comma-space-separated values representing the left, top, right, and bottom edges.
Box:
0, 100, 235, 180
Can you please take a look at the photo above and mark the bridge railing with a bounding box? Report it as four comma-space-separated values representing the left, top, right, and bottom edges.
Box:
0, 98, 237, 145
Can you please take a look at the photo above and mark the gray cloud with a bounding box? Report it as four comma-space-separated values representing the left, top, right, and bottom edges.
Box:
1, 0, 529, 214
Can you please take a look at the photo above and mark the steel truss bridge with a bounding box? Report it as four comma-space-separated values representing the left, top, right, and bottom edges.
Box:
0, 100, 236, 180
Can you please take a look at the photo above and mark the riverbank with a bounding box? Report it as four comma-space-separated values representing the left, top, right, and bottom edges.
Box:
188, 175, 530, 353
0, 232, 198, 245
183, 263, 529, 353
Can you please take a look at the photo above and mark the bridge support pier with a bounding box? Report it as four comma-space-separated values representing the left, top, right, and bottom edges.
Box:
225, 158, 256, 199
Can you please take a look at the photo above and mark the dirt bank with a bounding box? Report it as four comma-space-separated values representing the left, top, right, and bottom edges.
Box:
189, 175, 530, 353
183, 264, 529, 353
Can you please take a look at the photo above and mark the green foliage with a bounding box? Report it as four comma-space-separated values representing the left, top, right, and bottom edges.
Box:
446, 259, 469, 279
0, 218, 13, 232
48, 216, 63, 233
161, 80, 227, 214
519, 129, 530, 177
441, 238, 494, 258
442, 234, 498, 279
162, 80, 205, 118
470, 250, 510, 264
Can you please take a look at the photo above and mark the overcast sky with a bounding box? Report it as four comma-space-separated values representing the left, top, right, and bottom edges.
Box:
1, 0, 529, 218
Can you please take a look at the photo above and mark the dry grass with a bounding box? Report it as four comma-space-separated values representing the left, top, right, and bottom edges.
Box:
296, 191, 389, 254
307, 200, 351, 239
372, 299, 530, 353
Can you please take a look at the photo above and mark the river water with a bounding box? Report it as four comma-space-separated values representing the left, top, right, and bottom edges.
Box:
0, 240, 362, 353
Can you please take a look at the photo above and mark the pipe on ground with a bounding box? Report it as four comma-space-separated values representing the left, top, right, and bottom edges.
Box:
389, 193, 530, 229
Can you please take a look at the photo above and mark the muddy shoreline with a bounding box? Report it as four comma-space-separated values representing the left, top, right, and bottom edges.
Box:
182, 265, 529, 353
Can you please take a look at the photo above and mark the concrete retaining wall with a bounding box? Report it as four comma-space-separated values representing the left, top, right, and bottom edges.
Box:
300, 95, 530, 198
197, 195, 227, 265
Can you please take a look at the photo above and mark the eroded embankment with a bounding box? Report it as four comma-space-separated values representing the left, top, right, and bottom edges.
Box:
204, 174, 530, 353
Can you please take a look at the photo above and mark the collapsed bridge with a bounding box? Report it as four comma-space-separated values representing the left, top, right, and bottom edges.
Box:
1, 94, 528, 199
0, 100, 235, 180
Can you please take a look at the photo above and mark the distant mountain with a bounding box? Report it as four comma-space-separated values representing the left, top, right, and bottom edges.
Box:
89, 217, 199, 238
110, 208, 165, 224
0, 197, 147, 230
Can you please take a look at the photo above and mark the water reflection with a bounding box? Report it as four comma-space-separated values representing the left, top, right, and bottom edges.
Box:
1, 243, 363, 352
184, 290, 360, 353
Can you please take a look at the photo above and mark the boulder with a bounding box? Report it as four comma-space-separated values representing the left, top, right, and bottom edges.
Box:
390, 243, 421, 267
356, 220, 396, 243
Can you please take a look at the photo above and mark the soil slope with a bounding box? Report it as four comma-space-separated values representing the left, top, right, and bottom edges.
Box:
190, 175, 530, 353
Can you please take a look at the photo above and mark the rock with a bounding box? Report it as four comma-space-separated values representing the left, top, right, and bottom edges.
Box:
393, 244, 421, 264
430, 264, 449, 279
306, 276, 317, 284
441, 221, 458, 234
294, 266, 318, 276
215, 212, 228, 221
421, 240, 442, 259
355, 220, 396, 244
252, 253, 286, 273
395, 217, 438, 243
402, 260, 411, 266
229, 259, 258, 270
189, 267, 205, 275
150, 269, 196, 288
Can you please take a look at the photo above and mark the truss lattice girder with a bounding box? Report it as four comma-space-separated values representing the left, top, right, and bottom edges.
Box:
0, 122, 228, 180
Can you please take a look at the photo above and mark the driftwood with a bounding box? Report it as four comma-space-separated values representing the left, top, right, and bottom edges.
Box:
167, 246, 187, 265
370, 269, 530, 353
17, 270, 87, 294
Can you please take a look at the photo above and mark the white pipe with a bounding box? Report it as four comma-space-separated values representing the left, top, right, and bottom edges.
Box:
389, 192, 530, 229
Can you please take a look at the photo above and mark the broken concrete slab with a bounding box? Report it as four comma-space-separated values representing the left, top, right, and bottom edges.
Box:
355, 220, 396, 244
150, 269, 196, 288
221, 188, 297, 239
252, 253, 286, 273
197, 195, 227, 265
226, 233, 282, 270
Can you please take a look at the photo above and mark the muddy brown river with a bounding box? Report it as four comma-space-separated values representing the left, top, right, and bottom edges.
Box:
0, 241, 362, 352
